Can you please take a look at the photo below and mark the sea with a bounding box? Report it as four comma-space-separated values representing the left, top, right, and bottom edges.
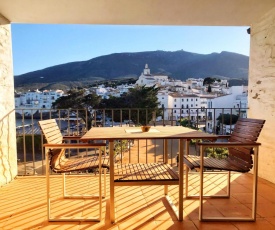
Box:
16, 118, 40, 127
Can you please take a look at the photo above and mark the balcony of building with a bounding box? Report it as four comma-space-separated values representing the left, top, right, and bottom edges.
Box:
0, 109, 269, 229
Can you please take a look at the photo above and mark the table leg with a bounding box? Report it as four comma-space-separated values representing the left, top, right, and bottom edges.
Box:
178, 139, 184, 221
46, 148, 50, 221
109, 140, 115, 223
164, 139, 168, 194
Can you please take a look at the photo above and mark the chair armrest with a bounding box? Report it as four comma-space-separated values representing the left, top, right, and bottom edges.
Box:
43, 143, 106, 149
197, 142, 261, 147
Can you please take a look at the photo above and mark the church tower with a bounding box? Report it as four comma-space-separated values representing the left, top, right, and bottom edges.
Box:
143, 64, 150, 75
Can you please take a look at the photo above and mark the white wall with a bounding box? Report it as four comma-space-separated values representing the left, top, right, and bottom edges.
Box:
211, 86, 245, 108
0, 23, 17, 186
249, 7, 275, 183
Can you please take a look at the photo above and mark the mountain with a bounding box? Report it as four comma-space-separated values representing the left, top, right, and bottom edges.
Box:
14, 50, 249, 90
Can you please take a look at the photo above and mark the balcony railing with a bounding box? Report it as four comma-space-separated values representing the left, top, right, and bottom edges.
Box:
15, 107, 248, 176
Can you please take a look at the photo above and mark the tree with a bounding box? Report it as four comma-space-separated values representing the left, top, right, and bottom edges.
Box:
52, 89, 102, 128
124, 85, 161, 125
216, 113, 239, 125
206, 147, 229, 159
203, 77, 216, 86
178, 118, 196, 129
53, 85, 161, 127
207, 85, 212, 93
98, 85, 161, 125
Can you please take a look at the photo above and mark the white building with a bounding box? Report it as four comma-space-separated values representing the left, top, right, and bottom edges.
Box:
136, 64, 169, 87
157, 91, 214, 122
205, 86, 248, 133
156, 85, 247, 132
186, 78, 204, 89
15, 89, 65, 115
94, 85, 108, 98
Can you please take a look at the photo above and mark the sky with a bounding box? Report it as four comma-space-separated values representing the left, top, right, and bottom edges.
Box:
11, 24, 250, 76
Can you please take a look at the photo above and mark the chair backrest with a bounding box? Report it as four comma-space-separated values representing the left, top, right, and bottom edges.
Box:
38, 119, 63, 144
228, 118, 265, 170
38, 119, 66, 171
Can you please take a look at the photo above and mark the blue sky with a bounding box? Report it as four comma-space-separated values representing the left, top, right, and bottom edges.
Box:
11, 24, 250, 76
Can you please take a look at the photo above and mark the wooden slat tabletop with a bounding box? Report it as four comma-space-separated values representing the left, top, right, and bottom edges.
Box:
81, 126, 216, 141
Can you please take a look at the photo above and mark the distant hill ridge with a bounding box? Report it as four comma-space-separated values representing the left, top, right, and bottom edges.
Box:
14, 50, 249, 90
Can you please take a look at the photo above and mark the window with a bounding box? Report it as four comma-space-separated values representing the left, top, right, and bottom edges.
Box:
196, 98, 198, 101
191, 104, 193, 107
174, 99, 176, 102
182, 99, 184, 102
191, 99, 193, 101
187, 99, 189, 102
174, 104, 177, 108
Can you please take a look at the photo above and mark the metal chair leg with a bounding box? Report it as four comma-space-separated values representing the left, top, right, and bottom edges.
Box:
199, 146, 259, 221
46, 148, 103, 222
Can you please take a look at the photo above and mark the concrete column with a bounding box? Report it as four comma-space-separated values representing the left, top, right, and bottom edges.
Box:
249, 7, 275, 183
0, 19, 17, 186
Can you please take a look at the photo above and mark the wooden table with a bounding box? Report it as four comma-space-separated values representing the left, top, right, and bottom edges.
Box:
81, 126, 216, 223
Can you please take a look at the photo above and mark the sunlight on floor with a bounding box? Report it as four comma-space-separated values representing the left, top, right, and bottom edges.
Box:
1, 172, 275, 229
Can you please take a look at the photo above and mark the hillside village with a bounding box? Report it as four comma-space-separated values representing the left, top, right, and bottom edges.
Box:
15, 64, 247, 134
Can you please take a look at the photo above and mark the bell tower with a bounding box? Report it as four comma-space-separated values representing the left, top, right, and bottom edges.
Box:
143, 64, 150, 75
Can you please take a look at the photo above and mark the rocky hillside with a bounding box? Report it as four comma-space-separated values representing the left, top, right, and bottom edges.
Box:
14, 50, 249, 90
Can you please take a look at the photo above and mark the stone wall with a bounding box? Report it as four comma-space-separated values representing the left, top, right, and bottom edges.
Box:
0, 23, 17, 186
249, 7, 275, 183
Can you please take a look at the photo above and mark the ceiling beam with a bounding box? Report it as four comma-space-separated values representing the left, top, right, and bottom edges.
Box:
0, 13, 10, 25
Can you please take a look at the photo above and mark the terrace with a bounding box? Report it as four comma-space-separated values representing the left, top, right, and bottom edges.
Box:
1, 108, 272, 229
1, 0, 275, 229
2, 171, 275, 229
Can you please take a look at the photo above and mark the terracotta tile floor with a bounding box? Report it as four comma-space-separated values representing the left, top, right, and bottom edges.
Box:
1, 172, 275, 229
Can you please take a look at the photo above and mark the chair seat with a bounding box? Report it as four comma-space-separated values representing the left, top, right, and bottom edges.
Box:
183, 155, 251, 173
52, 155, 110, 173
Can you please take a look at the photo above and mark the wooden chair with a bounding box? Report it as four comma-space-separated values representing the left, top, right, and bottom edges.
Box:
183, 118, 265, 221
39, 119, 108, 222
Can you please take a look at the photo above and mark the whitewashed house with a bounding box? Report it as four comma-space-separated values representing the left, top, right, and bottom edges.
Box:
205, 86, 248, 133
95, 85, 108, 98
157, 91, 212, 122
15, 89, 65, 115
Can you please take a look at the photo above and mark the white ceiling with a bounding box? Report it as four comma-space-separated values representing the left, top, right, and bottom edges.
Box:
1, 0, 275, 26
